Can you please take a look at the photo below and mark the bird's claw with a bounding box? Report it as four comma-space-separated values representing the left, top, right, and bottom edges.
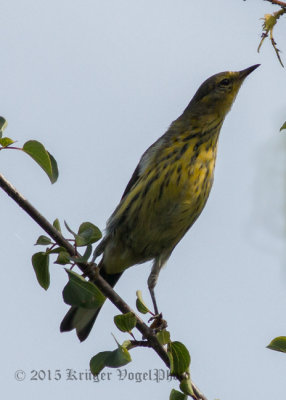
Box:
148, 313, 168, 332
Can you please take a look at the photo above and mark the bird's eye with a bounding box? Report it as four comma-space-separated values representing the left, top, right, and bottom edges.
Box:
219, 78, 230, 86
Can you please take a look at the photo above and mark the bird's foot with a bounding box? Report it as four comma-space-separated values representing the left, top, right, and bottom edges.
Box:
82, 261, 99, 280
148, 313, 168, 333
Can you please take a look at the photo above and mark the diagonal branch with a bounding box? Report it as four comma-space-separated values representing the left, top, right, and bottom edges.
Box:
264, 0, 286, 9
0, 172, 207, 400
0, 174, 76, 255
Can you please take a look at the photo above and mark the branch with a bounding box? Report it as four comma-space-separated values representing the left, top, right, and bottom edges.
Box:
0, 172, 207, 400
0, 173, 75, 256
264, 0, 286, 9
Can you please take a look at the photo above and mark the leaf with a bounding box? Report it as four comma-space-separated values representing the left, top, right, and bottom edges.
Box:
63, 269, 105, 309
114, 312, 137, 333
83, 244, 92, 260
280, 121, 286, 132
90, 345, 131, 376
0, 137, 14, 147
32, 252, 50, 290
55, 251, 71, 265
53, 218, 61, 232
179, 378, 194, 397
0, 116, 8, 137
48, 152, 59, 183
35, 235, 52, 246
136, 290, 150, 314
48, 246, 66, 254
168, 341, 191, 376
267, 336, 286, 353
157, 330, 171, 345
22, 140, 58, 184
75, 222, 102, 247
70, 245, 93, 264
169, 389, 188, 400
90, 351, 111, 375
106, 345, 132, 368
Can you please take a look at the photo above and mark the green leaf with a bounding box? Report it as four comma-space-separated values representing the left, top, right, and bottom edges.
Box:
280, 121, 286, 132
114, 312, 137, 333
0, 116, 8, 137
0, 137, 14, 147
48, 246, 66, 254
90, 345, 131, 376
136, 290, 150, 314
32, 252, 50, 290
179, 378, 194, 397
70, 245, 93, 263
48, 151, 59, 183
90, 351, 111, 375
63, 269, 105, 309
157, 330, 171, 345
53, 218, 61, 232
75, 222, 102, 247
106, 345, 132, 368
168, 341, 191, 376
267, 336, 286, 353
169, 389, 188, 400
83, 244, 92, 260
22, 140, 58, 184
55, 251, 71, 265
35, 235, 52, 246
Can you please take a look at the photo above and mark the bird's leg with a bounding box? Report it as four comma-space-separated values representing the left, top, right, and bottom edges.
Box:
147, 258, 168, 332
147, 261, 161, 315
150, 287, 159, 316
147, 268, 168, 331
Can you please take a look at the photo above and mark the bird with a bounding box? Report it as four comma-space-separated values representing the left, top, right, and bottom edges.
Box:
61, 64, 260, 341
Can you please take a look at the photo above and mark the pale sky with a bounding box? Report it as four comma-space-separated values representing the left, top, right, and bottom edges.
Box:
1, 1, 286, 399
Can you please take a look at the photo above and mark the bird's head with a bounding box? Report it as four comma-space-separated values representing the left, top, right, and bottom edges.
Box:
187, 64, 260, 119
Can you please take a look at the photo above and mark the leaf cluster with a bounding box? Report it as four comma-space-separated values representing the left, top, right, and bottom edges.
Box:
33, 219, 102, 290
87, 291, 194, 398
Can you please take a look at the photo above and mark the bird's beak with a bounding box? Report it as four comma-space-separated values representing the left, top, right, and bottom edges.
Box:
239, 64, 260, 80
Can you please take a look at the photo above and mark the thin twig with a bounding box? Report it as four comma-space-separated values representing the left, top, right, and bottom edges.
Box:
0, 172, 207, 400
257, 6, 286, 67
0, 146, 22, 151
264, 0, 286, 8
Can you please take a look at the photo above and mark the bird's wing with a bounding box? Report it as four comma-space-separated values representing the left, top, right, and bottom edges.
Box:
95, 135, 165, 257
121, 164, 140, 199
121, 135, 164, 199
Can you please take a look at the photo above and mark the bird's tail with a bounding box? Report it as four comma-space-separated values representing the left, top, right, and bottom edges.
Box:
60, 268, 122, 342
